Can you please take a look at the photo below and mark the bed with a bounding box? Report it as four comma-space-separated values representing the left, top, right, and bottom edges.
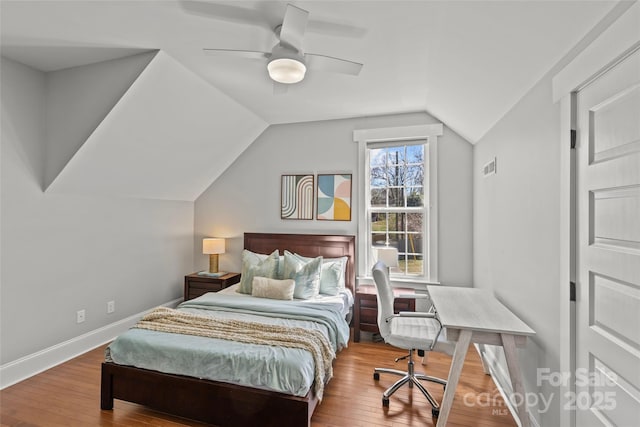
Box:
101, 232, 356, 427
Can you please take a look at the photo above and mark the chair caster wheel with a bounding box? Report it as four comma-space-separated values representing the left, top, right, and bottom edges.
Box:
432, 408, 440, 417
373, 372, 380, 381
382, 398, 389, 407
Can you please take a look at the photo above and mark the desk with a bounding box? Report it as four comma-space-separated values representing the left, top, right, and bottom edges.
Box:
427, 286, 535, 427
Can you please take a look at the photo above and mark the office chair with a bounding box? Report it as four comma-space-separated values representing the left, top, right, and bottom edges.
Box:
371, 261, 454, 417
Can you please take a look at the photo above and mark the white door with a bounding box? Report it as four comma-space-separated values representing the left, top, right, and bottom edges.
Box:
575, 48, 640, 426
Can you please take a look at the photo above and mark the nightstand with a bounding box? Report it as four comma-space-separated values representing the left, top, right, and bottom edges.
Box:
184, 272, 241, 301
353, 284, 416, 342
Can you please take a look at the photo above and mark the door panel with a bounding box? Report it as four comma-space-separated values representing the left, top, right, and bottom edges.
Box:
575, 48, 640, 426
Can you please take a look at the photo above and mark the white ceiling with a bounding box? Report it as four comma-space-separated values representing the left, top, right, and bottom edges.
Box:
1, 0, 618, 143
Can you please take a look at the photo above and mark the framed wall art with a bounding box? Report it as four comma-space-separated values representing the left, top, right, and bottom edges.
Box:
281, 174, 314, 220
317, 174, 352, 221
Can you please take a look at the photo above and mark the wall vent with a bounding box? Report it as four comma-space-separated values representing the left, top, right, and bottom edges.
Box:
483, 157, 497, 177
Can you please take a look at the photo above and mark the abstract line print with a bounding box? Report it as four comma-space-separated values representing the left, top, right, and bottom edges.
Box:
317, 174, 352, 221
281, 174, 314, 220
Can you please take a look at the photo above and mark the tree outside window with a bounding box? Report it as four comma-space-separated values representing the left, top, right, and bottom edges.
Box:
369, 144, 425, 276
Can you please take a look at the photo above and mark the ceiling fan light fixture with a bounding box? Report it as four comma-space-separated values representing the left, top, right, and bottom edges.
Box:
268, 57, 307, 84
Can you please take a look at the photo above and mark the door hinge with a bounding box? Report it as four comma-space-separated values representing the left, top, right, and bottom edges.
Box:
570, 281, 576, 301
570, 130, 576, 149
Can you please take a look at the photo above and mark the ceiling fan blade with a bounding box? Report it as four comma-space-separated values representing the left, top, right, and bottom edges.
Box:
203, 48, 270, 61
181, 1, 269, 30
182, 1, 366, 39
307, 18, 367, 39
305, 53, 363, 76
279, 4, 309, 52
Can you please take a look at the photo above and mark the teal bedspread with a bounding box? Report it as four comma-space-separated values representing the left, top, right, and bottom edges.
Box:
106, 292, 350, 397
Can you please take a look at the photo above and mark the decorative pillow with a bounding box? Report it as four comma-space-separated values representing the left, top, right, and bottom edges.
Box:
238, 249, 279, 294
248, 251, 285, 279
289, 253, 348, 296
277, 255, 285, 279
319, 257, 348, 295
251, 276, 295, 300
283, 250, 323, 299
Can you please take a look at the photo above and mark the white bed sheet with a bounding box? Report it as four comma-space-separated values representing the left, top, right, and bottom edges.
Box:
218, 283, 354, 318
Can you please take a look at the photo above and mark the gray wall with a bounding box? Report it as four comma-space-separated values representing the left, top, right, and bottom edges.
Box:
195, 111, 473, 286
474, 70, 562, 426
0, 57, 194, 364
471, 4, 634, 425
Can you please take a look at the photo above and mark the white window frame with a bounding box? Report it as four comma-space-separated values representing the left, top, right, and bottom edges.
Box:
353, 124, 443, 283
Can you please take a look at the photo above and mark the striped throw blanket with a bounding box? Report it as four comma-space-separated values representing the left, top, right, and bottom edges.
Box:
134, 306, 335, 399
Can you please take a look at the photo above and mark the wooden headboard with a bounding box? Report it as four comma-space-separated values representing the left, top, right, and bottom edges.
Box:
244, 232, 356, 294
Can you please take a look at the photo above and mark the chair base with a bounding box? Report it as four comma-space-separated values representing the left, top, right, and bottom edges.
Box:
373, 350, 447, 416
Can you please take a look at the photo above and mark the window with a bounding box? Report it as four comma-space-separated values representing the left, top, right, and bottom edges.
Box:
369, 142, 426, 276
354, 124, 442, 281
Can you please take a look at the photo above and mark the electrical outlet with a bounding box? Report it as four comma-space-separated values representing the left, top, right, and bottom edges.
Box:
76, 309, 86, 324
107, 300, 115, 314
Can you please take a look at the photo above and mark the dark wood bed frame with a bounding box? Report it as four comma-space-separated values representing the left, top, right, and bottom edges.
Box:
101, 232, 355, 427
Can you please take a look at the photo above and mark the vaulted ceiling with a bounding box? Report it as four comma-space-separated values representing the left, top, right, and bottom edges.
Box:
0, 0, 619, 200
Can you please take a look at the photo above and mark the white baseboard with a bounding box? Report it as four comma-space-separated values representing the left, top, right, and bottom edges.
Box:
0, 298, 182, 390
476, 344, 541, 427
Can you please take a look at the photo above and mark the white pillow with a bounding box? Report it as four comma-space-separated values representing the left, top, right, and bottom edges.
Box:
251, 276, 295, 300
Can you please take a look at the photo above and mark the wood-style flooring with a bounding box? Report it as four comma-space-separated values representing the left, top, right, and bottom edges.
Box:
0, 333, 516, 427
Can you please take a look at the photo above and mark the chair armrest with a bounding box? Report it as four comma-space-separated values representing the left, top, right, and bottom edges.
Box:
397, 311, 445, 350
397, 294, 428, 299
385, 312, 436, 322
398, 311, 437, 318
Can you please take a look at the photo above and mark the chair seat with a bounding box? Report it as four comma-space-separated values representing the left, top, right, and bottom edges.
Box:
388, 317, 455, 355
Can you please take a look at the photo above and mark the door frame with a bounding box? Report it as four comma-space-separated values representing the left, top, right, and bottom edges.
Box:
553, 3, 640, 427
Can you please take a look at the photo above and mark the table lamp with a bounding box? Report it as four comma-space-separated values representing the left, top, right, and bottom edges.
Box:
376, 246, 399, 272
203, 238, 225, 275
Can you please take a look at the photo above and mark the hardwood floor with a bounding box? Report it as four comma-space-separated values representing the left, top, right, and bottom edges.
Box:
0, 333, 516, 427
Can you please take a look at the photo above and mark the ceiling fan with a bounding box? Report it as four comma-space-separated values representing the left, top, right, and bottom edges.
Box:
200, 3, 364, 85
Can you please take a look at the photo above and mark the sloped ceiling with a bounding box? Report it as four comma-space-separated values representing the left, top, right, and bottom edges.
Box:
45, 50, 267, 201
0, 0, 622, 200
43, 50, 157, 189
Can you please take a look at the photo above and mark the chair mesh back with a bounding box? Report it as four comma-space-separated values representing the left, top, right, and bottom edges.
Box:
371, 261, 395, 340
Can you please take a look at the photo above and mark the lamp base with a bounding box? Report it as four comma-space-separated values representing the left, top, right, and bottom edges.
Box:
209, 254, 219, 274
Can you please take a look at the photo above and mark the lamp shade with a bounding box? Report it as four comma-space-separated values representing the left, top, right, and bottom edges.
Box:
376, 246, 399, 268
203, 238, 225, 255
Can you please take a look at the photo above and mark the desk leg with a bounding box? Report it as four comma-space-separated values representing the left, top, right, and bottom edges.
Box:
436, 329, 472, 427
501, 333, 530, 427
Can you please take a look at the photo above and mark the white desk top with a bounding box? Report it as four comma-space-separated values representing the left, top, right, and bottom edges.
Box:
427, 286, 535, 336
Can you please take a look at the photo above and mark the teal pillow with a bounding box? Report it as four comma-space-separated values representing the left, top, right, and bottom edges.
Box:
283, 250, 323, 299
289, 253, 347, 296
245, 252, 285, 279
277, 255, 285, 279
238, 249, 279, 294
